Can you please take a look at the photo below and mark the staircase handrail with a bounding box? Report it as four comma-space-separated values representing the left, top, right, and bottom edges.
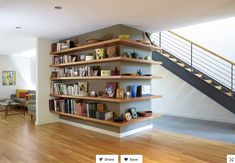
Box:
168, 30, 235, 65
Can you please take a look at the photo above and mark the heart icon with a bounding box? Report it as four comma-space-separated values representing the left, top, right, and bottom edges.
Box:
99, 157, 103, 161
124, 158, 128, 161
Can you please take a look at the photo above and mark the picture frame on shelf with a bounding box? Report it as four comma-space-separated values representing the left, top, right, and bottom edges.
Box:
105, 82, 117, 98
142, 85, 151, 96
95, 48, 105, 59
101, 70, 111, 77
129, 107, 138, 118
116, 89, 125, 99
107, 46, 116, 58
97, 103, 105, 112
78, 82, 88, 96
90, 90, 96, 97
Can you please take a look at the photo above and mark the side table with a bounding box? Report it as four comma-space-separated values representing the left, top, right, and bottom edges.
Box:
0, 101, 25, 118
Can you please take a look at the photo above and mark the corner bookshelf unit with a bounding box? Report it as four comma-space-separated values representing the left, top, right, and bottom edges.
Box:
49, 37, 162, 137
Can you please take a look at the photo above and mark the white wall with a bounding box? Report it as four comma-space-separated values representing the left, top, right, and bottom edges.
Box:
173, 16, 235, 62
0, 55, 36, 98
152, 65, 235, 124
36, 38, 58, 125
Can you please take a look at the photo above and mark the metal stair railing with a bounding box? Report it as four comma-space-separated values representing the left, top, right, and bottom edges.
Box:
150, 30, 235, 93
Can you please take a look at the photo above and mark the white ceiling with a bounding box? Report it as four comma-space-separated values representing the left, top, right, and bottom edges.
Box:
0, 0, 235, 55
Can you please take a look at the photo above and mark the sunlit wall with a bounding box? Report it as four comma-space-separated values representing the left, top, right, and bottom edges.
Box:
0, 49, 36, 98
173, 17, 235, 61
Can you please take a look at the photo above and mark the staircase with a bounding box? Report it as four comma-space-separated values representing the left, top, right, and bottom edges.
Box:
149, 30, 235, 114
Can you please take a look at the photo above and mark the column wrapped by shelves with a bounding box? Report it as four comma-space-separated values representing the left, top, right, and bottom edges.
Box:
48, 25, 162, 137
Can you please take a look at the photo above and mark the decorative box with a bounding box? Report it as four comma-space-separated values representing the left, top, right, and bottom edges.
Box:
96, 111, 113, 120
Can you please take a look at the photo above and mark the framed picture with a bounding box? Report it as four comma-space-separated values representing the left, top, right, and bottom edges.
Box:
78, 82, 88, 96
106, 82, 116, 98
95, 48, 105, 59
129, 107, 138, 118
101, 70, 111, 77
116, 89, 125, 99
2, 71, 16, 86
97, 103, 105, 112
142, 85, 151, 96
90, 90, 96, 97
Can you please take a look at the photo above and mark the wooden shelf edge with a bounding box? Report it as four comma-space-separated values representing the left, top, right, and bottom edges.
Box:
50, 38, 162, 55
49, 57, 162, 67
50, 76, 162, 80
49, 94, 162, 103
50, 110, 161, 127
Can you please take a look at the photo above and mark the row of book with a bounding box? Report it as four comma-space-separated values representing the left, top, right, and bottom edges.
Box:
49, 99, 97, 118
52, 82, 88, 96
54, 55, 78, 64
49, 99, 114, 120
56, 66, 99, 77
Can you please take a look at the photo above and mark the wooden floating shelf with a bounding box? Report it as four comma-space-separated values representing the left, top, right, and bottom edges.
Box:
50, 38, 162, 55
50, 75, 162, 80
50, 111, 161, 127
49, 94, 162, 103
49, 57, 162, 67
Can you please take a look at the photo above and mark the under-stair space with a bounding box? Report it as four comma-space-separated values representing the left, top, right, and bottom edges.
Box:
149, 30, 235, 114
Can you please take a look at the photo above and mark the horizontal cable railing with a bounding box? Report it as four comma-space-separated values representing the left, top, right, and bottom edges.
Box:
151, 30, 235, 92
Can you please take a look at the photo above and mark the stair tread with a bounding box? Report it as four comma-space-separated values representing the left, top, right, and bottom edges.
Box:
225, 92, 233, 96
204, 79, 212, 84
194, 73, 203, 78
214, 85, 222, 90
169, 58, 177, 62
185, 68, 193, 72
161, 53, 170, 58
177, 63, 185, 67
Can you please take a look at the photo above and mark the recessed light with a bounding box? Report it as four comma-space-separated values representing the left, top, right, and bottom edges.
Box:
54, 6, 62, 10
16, 26, 22, 29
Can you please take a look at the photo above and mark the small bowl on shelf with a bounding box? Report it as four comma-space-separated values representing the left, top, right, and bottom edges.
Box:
137, 111, 152, 117
86, 38, 100, 44
113, 117, 124, 122
118, 35, 130, 40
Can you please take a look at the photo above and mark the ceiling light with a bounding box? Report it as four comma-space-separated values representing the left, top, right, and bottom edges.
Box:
16, 26, 22, 29
54, 6, 62, 10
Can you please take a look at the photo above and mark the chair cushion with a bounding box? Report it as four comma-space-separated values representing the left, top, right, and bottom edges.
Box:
14, 98, 26, 103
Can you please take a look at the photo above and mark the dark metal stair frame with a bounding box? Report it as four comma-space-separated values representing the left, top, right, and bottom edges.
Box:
152, 51, 235, 114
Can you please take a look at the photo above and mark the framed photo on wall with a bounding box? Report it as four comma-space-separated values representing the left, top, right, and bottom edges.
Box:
2, 71, 16, 86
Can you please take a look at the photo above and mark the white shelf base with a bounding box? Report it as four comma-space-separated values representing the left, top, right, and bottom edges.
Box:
58, 119, 153, 138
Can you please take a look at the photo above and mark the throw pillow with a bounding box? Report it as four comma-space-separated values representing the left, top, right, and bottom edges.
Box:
19, 92, 28, 98
16, 89, 28, 98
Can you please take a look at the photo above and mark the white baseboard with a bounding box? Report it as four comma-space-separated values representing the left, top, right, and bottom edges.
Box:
120, 124, 153, 138
156, 111, 235, 124
59, 119, 153, 138
35, 118, 59, 125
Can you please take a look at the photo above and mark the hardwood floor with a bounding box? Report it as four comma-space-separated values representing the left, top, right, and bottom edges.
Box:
0, 112, 234, 163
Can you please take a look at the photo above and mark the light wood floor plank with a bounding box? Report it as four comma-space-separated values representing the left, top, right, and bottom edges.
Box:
0, 112, 234, 163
